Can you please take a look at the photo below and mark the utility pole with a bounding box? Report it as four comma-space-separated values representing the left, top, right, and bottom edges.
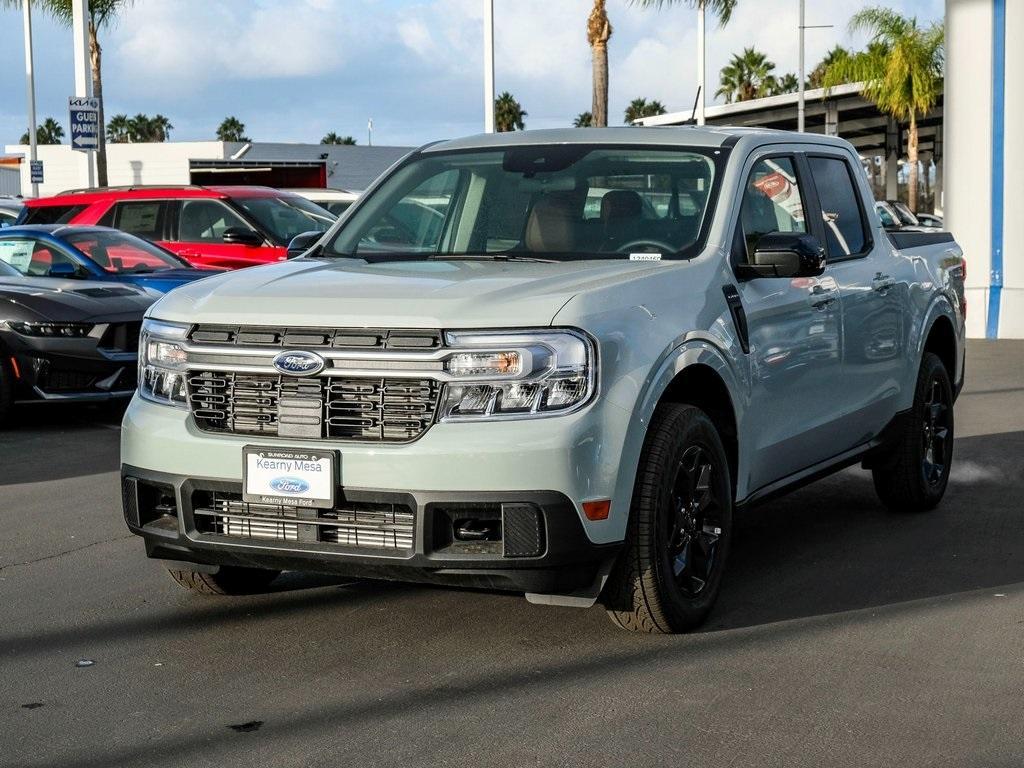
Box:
483, 0, 495, 133
798, 2, 831, 133
72, 0, 94, 187
798, 0, 805, 132
367, 118, 373, 147
696, 2, 706, 126
22, 0, 38, 197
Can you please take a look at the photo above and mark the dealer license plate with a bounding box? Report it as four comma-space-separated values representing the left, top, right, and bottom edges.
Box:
242, 446, 336, 509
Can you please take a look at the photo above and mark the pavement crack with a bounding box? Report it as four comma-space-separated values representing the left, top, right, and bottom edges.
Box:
0, 535, 135, 572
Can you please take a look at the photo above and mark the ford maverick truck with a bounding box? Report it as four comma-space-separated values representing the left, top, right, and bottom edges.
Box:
121, 128, 965, 633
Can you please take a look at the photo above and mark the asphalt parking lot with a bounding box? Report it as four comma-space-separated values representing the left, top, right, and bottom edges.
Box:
1, 341, 1022, 768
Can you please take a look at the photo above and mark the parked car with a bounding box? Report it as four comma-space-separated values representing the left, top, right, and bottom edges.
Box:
284, 188, 360, 217
0, 225, 219, 293
17, 186, 336, 269
121, 128, 965, 633
0, 258, 156, 424
915, 212, 944, 228
0, 197, 23, 228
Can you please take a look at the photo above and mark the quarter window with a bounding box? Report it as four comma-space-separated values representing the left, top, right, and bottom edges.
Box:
738, 156, 807, 261
808, 156, 868, 258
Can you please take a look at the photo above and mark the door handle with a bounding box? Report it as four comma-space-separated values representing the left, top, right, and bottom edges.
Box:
811, 295, 836, 310
872, 274, 896, 293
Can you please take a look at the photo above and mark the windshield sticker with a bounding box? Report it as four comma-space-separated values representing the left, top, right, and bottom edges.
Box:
629, 253, 662, 261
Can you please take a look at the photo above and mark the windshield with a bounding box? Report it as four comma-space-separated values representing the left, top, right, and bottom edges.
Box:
233, 196, 336, 245
64, 230, 187, 273
324, 146, 723, 261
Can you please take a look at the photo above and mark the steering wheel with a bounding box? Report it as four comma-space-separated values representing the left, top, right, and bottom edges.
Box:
617, 238, 677, 255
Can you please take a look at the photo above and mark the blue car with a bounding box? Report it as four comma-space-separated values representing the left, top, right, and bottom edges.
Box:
0, 225, 220, 293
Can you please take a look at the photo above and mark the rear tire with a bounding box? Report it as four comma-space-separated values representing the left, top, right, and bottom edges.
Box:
872, 352, 954, 512
603, 403, 733, 633
168, 566, 281, 596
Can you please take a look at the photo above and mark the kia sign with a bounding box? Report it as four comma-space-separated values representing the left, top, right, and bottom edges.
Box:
68, 97, 100, 152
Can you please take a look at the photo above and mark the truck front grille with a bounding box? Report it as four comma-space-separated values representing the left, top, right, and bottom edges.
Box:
188, 372, 440, 442
188, 325, 443, 351
192, 491, 415, 553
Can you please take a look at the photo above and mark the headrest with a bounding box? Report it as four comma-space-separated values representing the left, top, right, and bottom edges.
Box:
525, 193, 578, 253
600, 190, 643, 221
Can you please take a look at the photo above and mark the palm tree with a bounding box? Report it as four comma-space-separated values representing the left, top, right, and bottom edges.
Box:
823, 7, 943, 213
574, 112, 594, 128
586, 0, 613, 127
772, 72, 800, 95
5, 0, 137, 185
629, 0, 737, 123
624, 98, 667, 123
217, 116, 250, 143
147, 114, 173, 142
321, 132, 357, 145
715, 47, 776, 103
808, 45, 849, 89
106, 113, 132, 143
20, 117, 65, 145
494, 92, 526, 132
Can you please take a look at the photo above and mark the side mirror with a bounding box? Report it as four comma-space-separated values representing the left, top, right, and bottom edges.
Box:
48, 262, 78, 279
221, 227, 264, 247
739, 233, 826, 279
286, 231, 323, 259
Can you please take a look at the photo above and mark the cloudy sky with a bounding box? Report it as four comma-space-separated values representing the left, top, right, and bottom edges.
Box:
1, 0, 942, 148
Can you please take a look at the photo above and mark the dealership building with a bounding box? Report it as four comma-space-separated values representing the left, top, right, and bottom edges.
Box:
1, 141, 411, 197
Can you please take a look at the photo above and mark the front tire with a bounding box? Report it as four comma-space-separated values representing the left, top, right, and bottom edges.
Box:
0, 357, 13, 429
872, 352, 954, 512
603, 403, 733, 633
168, 566, 281, 596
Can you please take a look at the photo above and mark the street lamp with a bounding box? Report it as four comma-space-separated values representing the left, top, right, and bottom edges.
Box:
21, 0, 38, 197
797, 0, 832, 133
483, 0, 495, 133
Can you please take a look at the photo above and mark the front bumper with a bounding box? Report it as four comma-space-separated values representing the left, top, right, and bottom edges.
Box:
120, 394, 634, 594
2, 330, 137, 403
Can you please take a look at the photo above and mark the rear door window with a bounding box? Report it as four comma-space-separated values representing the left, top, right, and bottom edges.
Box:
808, 156, 869, 258
100, 201, 169, 241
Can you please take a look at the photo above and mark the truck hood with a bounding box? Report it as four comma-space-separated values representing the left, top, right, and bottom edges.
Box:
149, 257, 670, 328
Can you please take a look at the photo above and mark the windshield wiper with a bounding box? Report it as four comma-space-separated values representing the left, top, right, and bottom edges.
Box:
431, 253, 559, 264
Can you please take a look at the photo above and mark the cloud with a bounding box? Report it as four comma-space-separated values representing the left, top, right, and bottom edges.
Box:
0, 0, 947, 146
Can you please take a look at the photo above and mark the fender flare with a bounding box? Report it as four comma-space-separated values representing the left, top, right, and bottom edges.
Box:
608, 337, 747, 533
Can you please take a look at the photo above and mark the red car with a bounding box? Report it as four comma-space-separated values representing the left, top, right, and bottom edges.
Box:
18, 186, 335, 270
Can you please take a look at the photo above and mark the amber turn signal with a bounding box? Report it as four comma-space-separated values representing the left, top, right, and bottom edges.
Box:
582, 499, 611, 521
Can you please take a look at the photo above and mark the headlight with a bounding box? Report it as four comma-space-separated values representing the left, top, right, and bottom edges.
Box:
6, 321, 93, 338
139, 318, 190, 408
439, 329, 596, 421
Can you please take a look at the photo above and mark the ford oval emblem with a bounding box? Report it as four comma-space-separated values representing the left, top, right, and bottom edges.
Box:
269, 476, 310, 494
272, 350, 326, 377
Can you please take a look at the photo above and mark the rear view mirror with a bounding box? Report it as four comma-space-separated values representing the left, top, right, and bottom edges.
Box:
221, 227, 264, 247
739, 232, 825, 279
286, 231, 323, 259
48, 262, 78, 279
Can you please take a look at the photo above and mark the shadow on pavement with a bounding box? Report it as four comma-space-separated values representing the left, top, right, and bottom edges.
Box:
0, 402, 124, 486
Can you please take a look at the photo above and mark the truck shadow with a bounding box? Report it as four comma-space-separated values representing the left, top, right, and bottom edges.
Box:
705, 429, 1024, 631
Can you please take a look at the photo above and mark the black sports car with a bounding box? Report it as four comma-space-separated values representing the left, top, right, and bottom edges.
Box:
0, 258, 156, 423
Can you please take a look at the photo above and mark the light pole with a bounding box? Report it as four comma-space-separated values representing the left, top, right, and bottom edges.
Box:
483, 0, 495, 133
797, 1, 831, 133
696, 2, 705, 126
22, 0, 38, 197
72, 0, 94, 187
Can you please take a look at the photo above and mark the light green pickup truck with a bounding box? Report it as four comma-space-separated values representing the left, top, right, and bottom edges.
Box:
122, 127, 965, 633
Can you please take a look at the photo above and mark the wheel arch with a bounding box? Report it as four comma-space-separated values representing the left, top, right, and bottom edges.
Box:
623, 340, 745, 504
922, 313, 957, 384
